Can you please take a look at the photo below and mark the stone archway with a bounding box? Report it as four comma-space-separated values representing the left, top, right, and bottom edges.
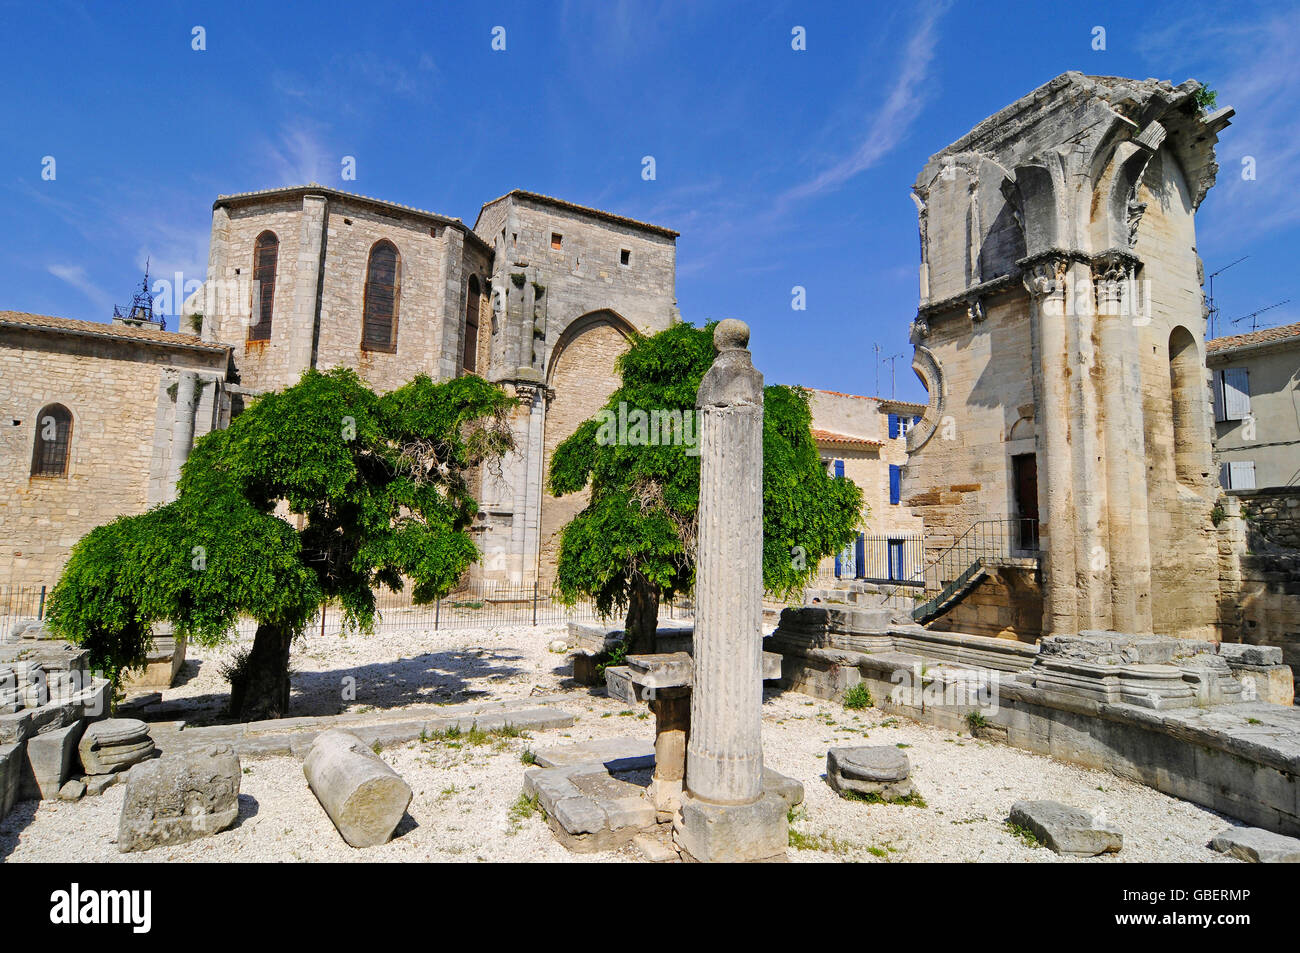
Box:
537, 311, 637, 581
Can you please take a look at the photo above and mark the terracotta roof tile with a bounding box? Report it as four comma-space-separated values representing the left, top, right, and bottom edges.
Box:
812, 428, 883, 449
1207, 321, 1300, 355
0, 311, 228, 352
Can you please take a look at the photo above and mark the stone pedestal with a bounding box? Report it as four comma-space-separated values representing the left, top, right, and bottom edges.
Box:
675, 320, 786, 861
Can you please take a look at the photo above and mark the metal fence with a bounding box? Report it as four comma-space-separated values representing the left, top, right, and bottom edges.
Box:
0, 585, 48, 641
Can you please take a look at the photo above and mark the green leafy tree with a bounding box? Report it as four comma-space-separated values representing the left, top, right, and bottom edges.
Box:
548, 322, 863, 654
46, 368, 514, 721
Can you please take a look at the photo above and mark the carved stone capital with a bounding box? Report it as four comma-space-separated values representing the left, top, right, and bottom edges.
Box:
1021, 255, 1067, 301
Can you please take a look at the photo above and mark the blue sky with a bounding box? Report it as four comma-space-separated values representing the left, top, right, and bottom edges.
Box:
2, 0, 1297, 404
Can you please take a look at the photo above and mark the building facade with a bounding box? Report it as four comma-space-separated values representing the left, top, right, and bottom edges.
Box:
808, 389, 924, 585
1206, 321, 1300, 491
902, 72, 1234, 641
1, 186, 680, 593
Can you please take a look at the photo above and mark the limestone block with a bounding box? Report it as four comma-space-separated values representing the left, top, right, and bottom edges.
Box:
0, 711, 32, 745
674, 790, 788, 863
79, 718, 156, 774
59, 779, 85, 801
0, 742, 21, 818
523, 761, 657, 853
1009, 800, 1122, 856
826, 746, 915, 800
117, 745, 241, 853
84, 773, 121, 797
1210, 827, 1300, 863
20, 720, 85, 799
303, 729, 412, 848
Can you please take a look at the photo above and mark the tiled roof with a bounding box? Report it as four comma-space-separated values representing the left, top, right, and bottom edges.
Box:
477, 190, 679, 238
812, 428, 883, 449
808, 387, 928, 413
0, 311, 228, 352
1207, 321, 1300, 355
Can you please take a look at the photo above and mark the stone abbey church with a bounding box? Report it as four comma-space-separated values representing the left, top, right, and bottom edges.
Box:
1, 186, 680, 590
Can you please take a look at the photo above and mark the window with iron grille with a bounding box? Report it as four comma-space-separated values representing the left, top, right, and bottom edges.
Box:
249, 231, 278, 341
31, 404, 72, 477
362, 240, 400, 352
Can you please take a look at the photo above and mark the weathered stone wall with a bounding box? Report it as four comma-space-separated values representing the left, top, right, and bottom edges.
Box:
1217, 491, 1300, 674
0, 327, 226, 589
929, 568, 1042, 641
538, 319, 632, 581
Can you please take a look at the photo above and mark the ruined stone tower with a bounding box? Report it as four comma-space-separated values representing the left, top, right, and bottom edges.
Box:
903, 73, 1234, 640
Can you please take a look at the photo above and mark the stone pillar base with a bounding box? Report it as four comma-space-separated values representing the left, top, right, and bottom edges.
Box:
673, 789, 787, 862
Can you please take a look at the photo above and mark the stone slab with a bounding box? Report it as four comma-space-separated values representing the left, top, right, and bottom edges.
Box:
1210, 827, 1300, 863
1009, 799, 1122, 856
532, 737, 656, 772
523, 761, 658, 853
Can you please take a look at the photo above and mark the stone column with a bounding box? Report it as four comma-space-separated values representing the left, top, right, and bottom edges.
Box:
1024, 257, 1078, 636
166, 372, 198, 502
675, 320, 786, 862
1095, 253, 1153, 633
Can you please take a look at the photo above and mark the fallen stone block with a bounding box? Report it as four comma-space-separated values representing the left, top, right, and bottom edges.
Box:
79, 718, 156, 774
532, 737, 655, 771
84, 773, 120, 797
826, 746, 916, 801
0, 711, 32, 745
1009, 800, 1122, 856
118, 745, 241, 853
303, 729, 412, 848
0, 742, 22, 818
21, 720, 84, 799
1210, 827, 1300, 863
523, 762, 657, 853
59, 779, 85, 801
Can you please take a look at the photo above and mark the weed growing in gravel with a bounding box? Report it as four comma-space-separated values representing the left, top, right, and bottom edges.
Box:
965, 711, 989, 733
508, 792, 542, 833
838, 789, 928, 808
843, 684, 873, 710
371, 740, 384, 754
788, 828, 852, 855
520, 749, 538, 765
1005, 820, 1042, 848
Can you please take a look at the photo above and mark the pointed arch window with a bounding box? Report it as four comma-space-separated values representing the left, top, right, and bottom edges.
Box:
463, 275, 481, 373
362, 240, 400, 352
31, 404, 73, 477
249, 231, 278, 341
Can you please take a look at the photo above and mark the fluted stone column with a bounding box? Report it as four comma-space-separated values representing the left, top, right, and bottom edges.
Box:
675, 319, 786, 862
1024, 257, 1078, 636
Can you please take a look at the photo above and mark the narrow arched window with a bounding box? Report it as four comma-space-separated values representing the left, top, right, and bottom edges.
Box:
362, 240, 400, 352
249, 231, 278, 341
31, 404, 73, 478
1169, 325, 1202, 485
463, 275, 480, 373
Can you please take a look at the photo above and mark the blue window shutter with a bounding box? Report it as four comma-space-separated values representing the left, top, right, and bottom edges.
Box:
833, 459, 844, 479
854, 534, 865, 578
913, 415, 922, 426
889, 464, 901, 505
834, 549, 842, 577
888, 414, 899, 439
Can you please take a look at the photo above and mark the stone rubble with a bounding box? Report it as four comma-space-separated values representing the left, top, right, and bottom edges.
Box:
1009, 799, 1123, 857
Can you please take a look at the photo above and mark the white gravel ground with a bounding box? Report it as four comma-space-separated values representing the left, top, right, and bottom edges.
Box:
1, 623, 1242, 863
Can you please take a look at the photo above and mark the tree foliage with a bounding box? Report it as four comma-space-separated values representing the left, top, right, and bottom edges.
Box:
548, 322, 863, 645
47, 368, 514, 710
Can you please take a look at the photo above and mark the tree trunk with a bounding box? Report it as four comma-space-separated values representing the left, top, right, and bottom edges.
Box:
229, 622, 293, 721
624, 573, 660, 656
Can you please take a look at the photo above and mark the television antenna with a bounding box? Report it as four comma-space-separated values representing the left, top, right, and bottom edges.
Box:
1206, 255, 1248, 338
1227, 299, 1292, 332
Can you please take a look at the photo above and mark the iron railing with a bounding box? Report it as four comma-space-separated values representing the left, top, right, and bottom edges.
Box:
0, 585, 48, 642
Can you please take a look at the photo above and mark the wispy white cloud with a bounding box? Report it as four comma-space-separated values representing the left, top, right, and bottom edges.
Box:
47, 264, 113, 314
1142, 7, 1300, 241
781, 3, 948, 203
263, 122, 334, 185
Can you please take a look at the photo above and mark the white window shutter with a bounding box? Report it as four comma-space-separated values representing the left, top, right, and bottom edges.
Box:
1223, 367, 1251, 421
1229, 460, 1256, 490
1212, 370, 1227, 422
